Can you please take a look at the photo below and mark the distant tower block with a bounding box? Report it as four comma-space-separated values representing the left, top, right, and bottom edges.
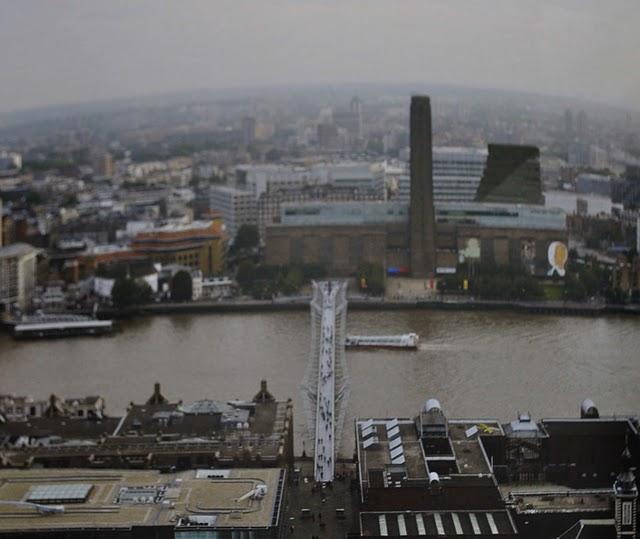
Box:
410, 95, 436, 278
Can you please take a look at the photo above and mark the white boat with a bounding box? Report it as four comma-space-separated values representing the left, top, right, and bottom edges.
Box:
345, 333, 419, 350
12, 313, 113, 339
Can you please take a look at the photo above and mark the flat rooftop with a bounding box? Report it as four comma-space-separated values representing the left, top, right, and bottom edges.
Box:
447, 420, 505, 440
0, 467, 284, 533
357, 419, 427, 483
500, 484, 613, 514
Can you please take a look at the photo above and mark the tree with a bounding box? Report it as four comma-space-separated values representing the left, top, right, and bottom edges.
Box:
170, 270, 193, 302
25, 191, 43, 206
358, 262, 385, 295
62, 193, 78, 207
282, 266, 303, 295
234, 225, 260, 251
236, 259, 257, 293
111, 277, 153, 309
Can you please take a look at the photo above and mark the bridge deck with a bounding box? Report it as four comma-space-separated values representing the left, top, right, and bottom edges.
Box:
314, 282, 337, 483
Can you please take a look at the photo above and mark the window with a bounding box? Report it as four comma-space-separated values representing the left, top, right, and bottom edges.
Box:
622, 501, 633, 525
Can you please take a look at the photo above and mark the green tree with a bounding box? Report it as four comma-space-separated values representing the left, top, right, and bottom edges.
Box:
234, 225, 260, 251
111, 277, 153, 309
282, 266, 303, 295
564, 274, 587, 301
62, 193, 78, 207
25, 191, 44, 206
236, 259, 257, 293
170, 270, 193, 302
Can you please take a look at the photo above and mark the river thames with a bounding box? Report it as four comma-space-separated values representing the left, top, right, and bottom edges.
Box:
1, 310, 638, 456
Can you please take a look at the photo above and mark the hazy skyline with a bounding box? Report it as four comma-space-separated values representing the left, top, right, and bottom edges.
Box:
1, 1, 639, 114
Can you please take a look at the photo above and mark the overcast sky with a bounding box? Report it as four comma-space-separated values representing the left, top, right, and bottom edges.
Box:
1, 1, 639, 114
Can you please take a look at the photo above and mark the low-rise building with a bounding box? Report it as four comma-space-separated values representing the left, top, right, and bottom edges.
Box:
0, 381, 294, 471
131, 219, 226, 277
354, 399, 640, 538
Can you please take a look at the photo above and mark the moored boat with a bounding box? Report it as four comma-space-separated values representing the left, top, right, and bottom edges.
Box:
12, 313, 113, 339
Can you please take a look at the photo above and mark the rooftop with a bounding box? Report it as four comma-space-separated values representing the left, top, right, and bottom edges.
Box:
0, 467, 284, 533
502, 485, 613, 514
0, 243, 38, 259
356, 419, 428, 484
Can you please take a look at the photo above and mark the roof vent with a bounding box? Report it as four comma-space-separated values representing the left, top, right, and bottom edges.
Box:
424, 399, 441, 413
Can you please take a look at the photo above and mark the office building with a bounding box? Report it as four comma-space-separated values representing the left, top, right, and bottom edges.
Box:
237, 162, 385, 198
409, 95, 437, 278
0, 151, 21, 177
576, 173, 613, 197
242, 116, 257, 146
317, 122, 340, 150
93, 151, 114, 177
0, 242, 38, 312
613, 166, 640, 209
475, 144, 543, 205
396, 147, 489, 203
209, 185, 258, 241
0, 467, 286, 538
232, 162, 386, 239
130, 219, 226, 276
256, 183, 381, 240
564, 109, 574, 144
334, 96, 364, 146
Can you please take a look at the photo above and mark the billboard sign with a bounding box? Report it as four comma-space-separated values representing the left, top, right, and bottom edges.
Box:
547, 241, 568, 277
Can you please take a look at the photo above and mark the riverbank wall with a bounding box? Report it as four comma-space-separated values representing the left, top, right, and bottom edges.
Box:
101, 297, 640, 319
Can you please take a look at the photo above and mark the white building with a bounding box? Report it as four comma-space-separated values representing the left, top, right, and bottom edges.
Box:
200, 276, 234, 300
544, 190, 622, 216
236, 162, 386, 198
0, 151, 21, 175
395, 147, 488, 203
0, 243, 38, 313
209, 185, 258, 241
236, 164, 317, 198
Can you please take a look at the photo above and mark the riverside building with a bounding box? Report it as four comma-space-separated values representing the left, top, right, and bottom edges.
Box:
264, 200, 567, 277
130, 219, 226, 276
354, 399, 639, 538
0, 381, 293, 471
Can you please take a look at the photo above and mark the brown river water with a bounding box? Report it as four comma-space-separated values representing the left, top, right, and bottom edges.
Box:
1, 310, 638, 456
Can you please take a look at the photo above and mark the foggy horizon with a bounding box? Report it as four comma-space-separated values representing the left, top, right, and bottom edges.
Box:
1, 0, 639, 115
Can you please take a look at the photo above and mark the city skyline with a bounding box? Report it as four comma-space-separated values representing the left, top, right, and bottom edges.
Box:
0, 1, 639, 114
